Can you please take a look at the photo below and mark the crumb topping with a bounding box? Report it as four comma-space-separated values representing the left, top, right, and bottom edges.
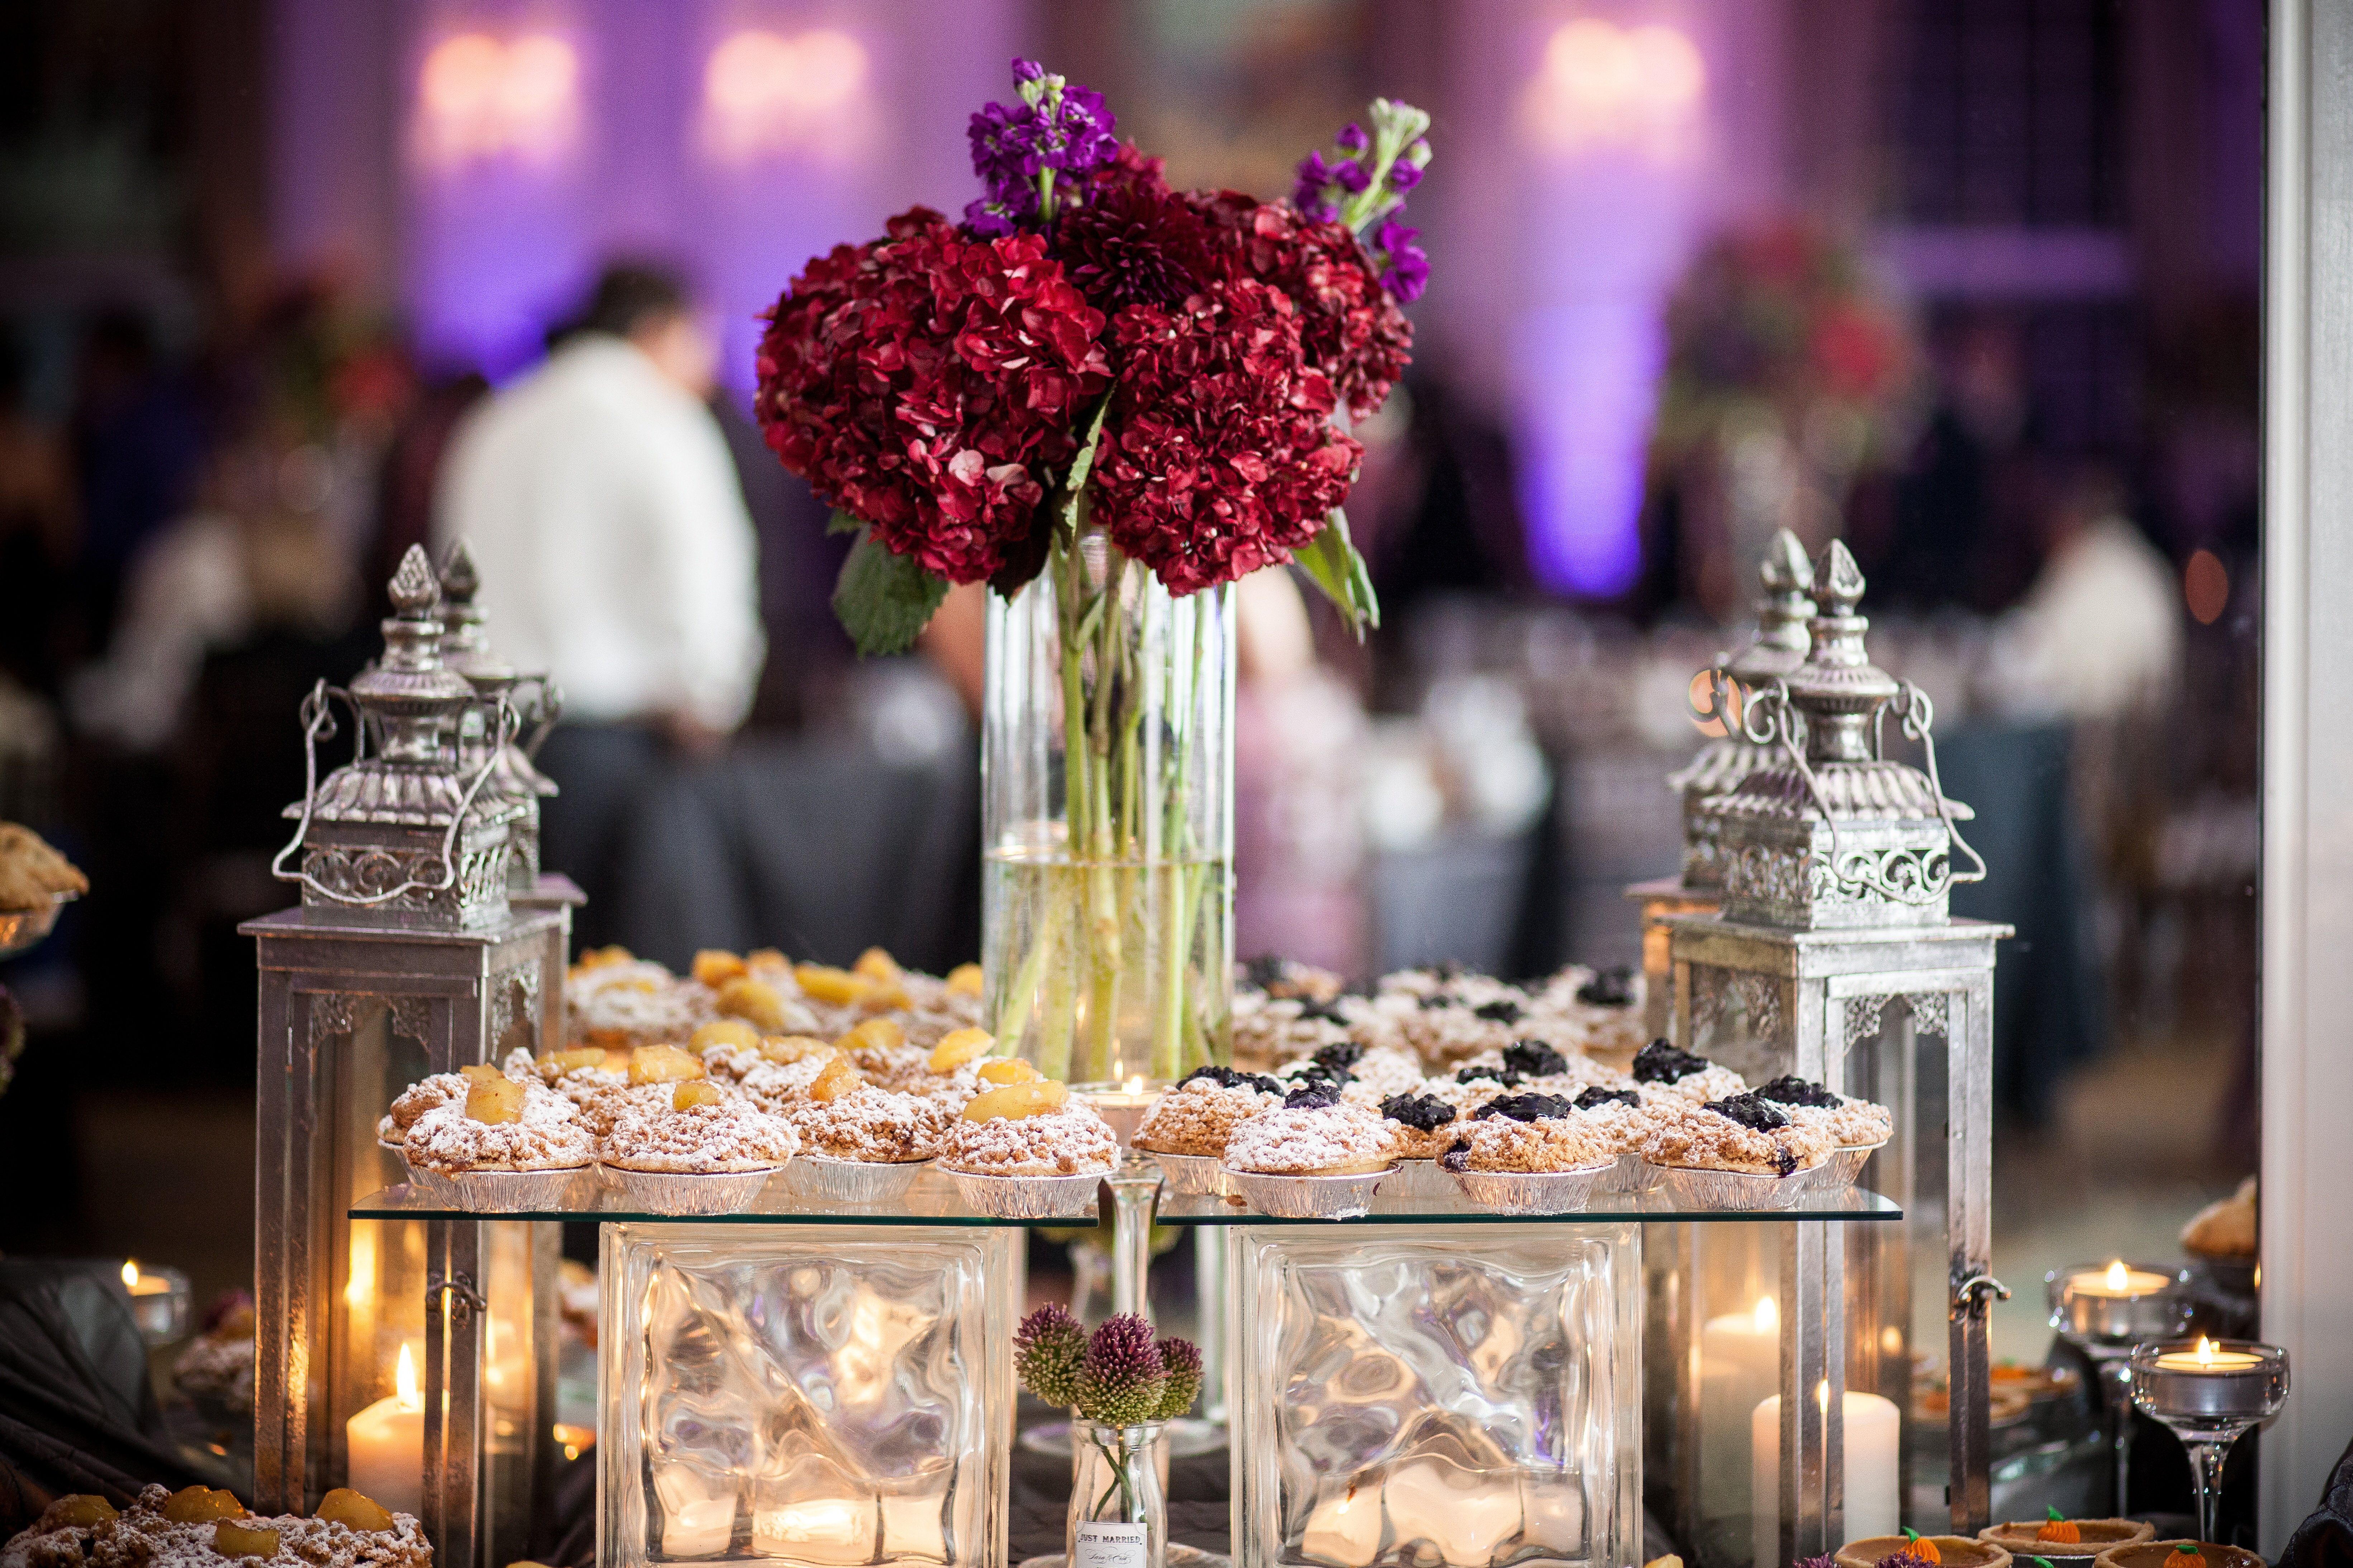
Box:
1136, 1078, 1279, 1156
387, 1074, 466, 1132
601, 1098, 798, 1172
4, 1484, 432, 1568
1642, 1098, 1835, 1177
1440, 1112, 1614, 1174
787, 1084, 950, 1162
939, 1106, 1117, 1176
1222, 1103, 1396, 1175
405, 1101, 592, 1173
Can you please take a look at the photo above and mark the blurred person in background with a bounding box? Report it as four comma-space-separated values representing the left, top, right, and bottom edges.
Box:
68, 309, 207, 660
435, 263, 762, 945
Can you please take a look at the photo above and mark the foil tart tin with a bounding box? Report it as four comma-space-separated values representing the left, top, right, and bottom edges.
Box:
599, 1164, 781, 1216
1146, 1150, 1227, 1196
447, 1166, 588, 1213
1449, 1160, 1614, 1215
1821, 1138, 1889, 1187
1383, 1158, 1460, 1201
945, 1168, 1107, 1219
1596, 1150, 1656, 1195
1223, 1165, 1395, 1220
782, 1154, 931, 1205
1647, 1159, 1824, 1211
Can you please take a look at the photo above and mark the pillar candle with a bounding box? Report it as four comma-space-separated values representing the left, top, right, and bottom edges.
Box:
345, 1345, 424, 1518
1749, 1391, 1901, 1568
1698, 1297, 1781, 1528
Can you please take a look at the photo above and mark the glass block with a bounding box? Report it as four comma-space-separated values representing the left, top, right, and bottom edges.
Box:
1230, 1223, 1643, 1568
599, 1223, 1015, 1568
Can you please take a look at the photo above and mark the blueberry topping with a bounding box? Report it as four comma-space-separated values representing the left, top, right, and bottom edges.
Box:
1501, 1040, 1567, 1078
1418, 993, 1459, 1010
1311, 1042, 1367, 1072
1439, 1139, 1471, 1172
1457, 1065, 1524, 1088
1180, 1065, 1285, 1096
1631, 1039, 1711, 1084
1573, 1087, 1640, 1111
1379, 1093, 1459, 1131
1283, 1084, 1342, 1110
1297, 1000, 1353, 1026
1703, 1092, 1791, 1132
1286, 1060, 1353, 1090
1576, 966, 1637, 1008
1473, 999, 1525, 1024
1432, 961, 1467, 981
1472, 1092, 1572, 1123
1754, 1074, 1842, 1109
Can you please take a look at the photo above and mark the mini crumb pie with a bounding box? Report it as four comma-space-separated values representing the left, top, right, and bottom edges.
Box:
1220, 1087, 1399, 1218
1564, 1085, 1659, 1191
1, 1483, 431, 1568
597, 1082, 798, 1215
565, 955, 715, 1051
1642, 1093, 1836, 1208
1229, 988, 1363, 1069
404, 1077, 592, 1211
781, 1064, 953, 1203
1437, 1091, 1615, 1213
1629, 1039, 1750, 1104
1327, 1043, 1426, 1103
1239, 954, 1348, 1004
1376, 1091, 1462, 1160
1135, 1067, 1282, 1192
1752, 1074, 1895, 1181
939, 1080, 1117, 1217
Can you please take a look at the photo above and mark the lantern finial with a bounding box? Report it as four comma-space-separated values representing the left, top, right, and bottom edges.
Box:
389, 545, 439, 616
439, 539, 481, 606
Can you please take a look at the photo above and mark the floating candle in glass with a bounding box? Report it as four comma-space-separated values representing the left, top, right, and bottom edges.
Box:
1081, 1076, 1159, 1148
119, 1260, 190, 1345
2047, 1259, 2190, 1515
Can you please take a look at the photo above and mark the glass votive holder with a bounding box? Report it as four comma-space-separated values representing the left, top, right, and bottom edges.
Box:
2048, 1260, 2189, 1343
120, 1261, 190, 1345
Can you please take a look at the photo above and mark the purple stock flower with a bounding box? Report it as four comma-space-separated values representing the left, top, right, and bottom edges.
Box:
1388, 160, 1424, 192
1375, 217, 1428, 303
962, 199, 1017, 237
1336, 122, 1370, 154
1074, 1313, 1168, 1427
1331, 159, 1371, 194
965, 63, 1120, 229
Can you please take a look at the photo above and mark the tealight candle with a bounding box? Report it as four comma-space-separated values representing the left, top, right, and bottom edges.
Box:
119, 1260, 190, 1344
2071, 1261, 2173, 1298
2154, 1339, 2263, 1372
1080, 1077, 1159, 1149
2049, 1259, 2186, 1341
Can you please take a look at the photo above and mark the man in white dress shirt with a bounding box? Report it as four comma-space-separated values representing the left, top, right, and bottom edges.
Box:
435, 264, 764, 944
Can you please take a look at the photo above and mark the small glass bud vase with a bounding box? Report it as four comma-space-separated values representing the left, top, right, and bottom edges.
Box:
1067, 1419, 1168, 1568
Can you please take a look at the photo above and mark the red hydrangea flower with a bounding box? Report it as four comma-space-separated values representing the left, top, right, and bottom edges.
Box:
755, 207, 1111, 583
1091, 277, 1361, 595
1190, 193, 1412, 422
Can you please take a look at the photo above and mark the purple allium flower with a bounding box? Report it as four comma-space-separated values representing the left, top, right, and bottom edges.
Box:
1074, 1312, 1168, 1427
1015, 1304, 1087, 1408
1151, 1336, 1204, 1422
1797, 1556, 1839, 1568
1336, 122, 1370, 155
1388, 160, 1424, 193
1375, 217, 1428, 303
1331, 159, 1371, 194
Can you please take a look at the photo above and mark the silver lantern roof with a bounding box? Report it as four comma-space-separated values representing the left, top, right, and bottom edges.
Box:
437, 540, 560, 895
1708, 539, 1984, 929
1671, 527, 1817, 890
271, 544, 525, 929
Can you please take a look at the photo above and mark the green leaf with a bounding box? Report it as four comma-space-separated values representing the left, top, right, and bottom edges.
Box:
831, 528, 950, 657
1293, 510, 1381, 637
825, 507, 862, 536
1061, 397, 1111, 532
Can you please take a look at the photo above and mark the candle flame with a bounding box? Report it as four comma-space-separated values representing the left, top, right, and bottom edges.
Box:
1754, 1296, 1778, 1332
2196, 1337, 2216, 1367
1816, 1378, 1831, 1411
2105, 1260, 2130, 1292
122, 1260, 139, 1289
1124, 1075, 1144, 1095
395, 1344, 422, 1412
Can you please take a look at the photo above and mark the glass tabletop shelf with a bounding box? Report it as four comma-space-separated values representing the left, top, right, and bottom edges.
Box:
352, 1172, 1901, 1227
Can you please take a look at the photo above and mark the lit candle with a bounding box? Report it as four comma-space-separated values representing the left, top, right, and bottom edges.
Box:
119, 1260, 190, 1343
1082, 1076, 1159, 1148
1749, 1386, 1901, 1568
1300, 1486, 1384, 1567
346, 1344, 425, 1517
2071, 1261, 2173, 1298
2153, 1337, 2264, 1372
1698, 1297, 1780, 1533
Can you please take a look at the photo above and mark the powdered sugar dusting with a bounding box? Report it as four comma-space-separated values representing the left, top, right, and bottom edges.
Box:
601, 1098, 798, 1171
1135, 1079, 1277, 1156
786, 1084, 950, 1161
1222, 1104, 1396, 1174
939, 1106, 1117, 1176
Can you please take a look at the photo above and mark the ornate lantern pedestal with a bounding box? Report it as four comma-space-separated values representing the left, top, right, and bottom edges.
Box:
245, 547, 568, 1568
1661, 543, 2009, 1567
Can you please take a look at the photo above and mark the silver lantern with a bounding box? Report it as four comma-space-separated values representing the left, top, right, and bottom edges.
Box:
1662, 541, 2010, 1565
1626, 528, 1817, 1038
243, 545, 566, 1568
436, 541, 574, 909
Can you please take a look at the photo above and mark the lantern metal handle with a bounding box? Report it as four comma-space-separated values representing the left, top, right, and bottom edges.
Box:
270, 684, 521, 906
1892, 680, 1988, 886
514, 673, 563, 761
1951, 1273, 2011, 1320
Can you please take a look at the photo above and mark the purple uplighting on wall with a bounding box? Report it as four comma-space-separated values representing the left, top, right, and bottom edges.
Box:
1513, 300, 1665, 596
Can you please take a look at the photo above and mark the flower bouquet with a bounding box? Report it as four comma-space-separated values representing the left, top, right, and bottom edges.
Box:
756, 63, 1431, 1085
1017, 1307, 1202, 1568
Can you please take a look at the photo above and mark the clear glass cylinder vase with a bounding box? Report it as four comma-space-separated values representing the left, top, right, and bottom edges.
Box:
983, 528, 1235, 1087
1066, 1420, 1168, 1568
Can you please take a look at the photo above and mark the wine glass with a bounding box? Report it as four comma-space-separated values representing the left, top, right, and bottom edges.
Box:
2048, 1260, 2191, 1512
2128, 1338, 2289, 1545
